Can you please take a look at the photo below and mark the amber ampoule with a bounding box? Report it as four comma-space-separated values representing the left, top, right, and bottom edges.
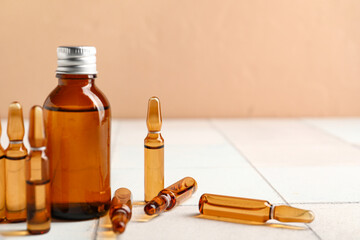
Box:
26, 106, 51, 234
109, 188, 132, 234
199, 194, 314, 223
43, 46, 111, 220
144, 177, 197, 215
5, 102, 28, 222
0, 121, 5, 222
144, 97, 164, 202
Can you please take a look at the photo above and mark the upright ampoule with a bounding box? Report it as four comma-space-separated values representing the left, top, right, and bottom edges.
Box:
5, 102, 28, 222
109, 188, 132, 234
144, 177, 197, 215
144, 97, 164, 202
26, 106, 51, 234
199, 194, 314, 223
0, 121, 5, 222
44, 46, 111, 220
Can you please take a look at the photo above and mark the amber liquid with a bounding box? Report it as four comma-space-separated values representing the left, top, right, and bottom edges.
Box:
145, 177, 197, 215
199, 194, 272, 223
109, 188, 132, 233
44, 108, 111, 219
5, 142, 28, 222
5, 157, 27, 222
0, 155, 5, 222
144, 133, 164, 202
26, 180, 51, 234
199, 194, 315, 223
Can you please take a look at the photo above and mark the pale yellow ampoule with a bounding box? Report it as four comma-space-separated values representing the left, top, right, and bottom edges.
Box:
199, 194, 315, 223
144, 97, 164, 202
5, 102, 28, 222
144, 177, 197, 215
0, 121, 5, 222
26, 106, 51, 234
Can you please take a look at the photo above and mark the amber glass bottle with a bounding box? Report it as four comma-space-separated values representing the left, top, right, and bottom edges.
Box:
43, 46, 111, 220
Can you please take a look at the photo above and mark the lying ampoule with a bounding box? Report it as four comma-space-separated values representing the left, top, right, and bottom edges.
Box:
5, 102, 28, 222
144, 97, 164, 202
0, 121, 5, 222
144, 177, 197, 215
26, 106, 51, 234
199, 194, 315, 223
109, 188, 132, 233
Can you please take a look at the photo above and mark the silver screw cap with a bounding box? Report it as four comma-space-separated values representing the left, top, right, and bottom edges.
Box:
56, 46, 97, 74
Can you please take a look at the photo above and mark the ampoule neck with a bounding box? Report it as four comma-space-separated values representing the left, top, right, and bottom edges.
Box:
144, 193, 171, 215
160, 193, 171, 208
146, 132, 163, 139
29, 147, 46, 153
8, 140, 24, 146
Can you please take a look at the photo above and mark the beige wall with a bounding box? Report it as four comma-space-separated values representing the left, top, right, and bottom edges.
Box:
0, 0, 360, 118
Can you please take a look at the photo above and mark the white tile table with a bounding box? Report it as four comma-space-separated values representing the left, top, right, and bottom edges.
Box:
1, 118, 360, 240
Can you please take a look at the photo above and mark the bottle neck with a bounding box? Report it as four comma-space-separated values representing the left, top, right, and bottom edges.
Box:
56, 74, 97, 86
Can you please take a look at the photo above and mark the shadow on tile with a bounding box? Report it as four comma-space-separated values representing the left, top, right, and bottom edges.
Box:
193, 214, 306, 230
0, 229, 29, 236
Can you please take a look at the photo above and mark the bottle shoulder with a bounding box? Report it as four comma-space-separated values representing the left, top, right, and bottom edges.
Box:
43, 81, 110, 111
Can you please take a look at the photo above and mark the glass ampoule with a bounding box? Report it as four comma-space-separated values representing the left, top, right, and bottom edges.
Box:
199, 194, 315, 223
0, 121, 5, 222
144, 97, 164, 202
26, 106, 51, 234
5, 102, 28, 222
109, 188, 132, 234
144, 177, 197, 215
43, 46, 111, 220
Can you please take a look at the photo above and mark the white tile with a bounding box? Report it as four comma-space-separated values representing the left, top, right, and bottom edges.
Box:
165, 144, 250, 168
0, 220, 97, 240
115, 119, 227, 146
112, 144, 250, 169
111, 168, 144, 203
212, 119, 341, 147
116, 119, 145, 146
165, 119, 227, 146
111, 167, 284, 205
305, 118, 360, 146
239, 144, 360, 167
111, 145, 143, 169
121, 206, 317, 240
293, 203, 360, 240
110, 119, 120, 149
258, 166, 360, 203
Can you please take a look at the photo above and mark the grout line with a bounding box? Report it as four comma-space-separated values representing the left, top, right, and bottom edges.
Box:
111, 166, 249, 170
92, 219, 100, 240
208, 119, 289, 204
209, 119, 323, 240
301, 118, 360, 152
306, 224, 322, 240
160, 201, 360, 207
288, 201, 360, 205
